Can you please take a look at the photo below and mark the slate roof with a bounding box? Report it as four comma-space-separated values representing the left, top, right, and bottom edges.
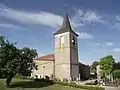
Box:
54, 12, 79, 36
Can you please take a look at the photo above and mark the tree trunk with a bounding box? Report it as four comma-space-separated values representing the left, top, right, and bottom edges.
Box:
6, 72, 15, 86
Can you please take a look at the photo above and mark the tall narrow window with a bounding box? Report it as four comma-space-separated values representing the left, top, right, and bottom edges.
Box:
43, 66, 45, 68
60, 36, 64, 45
72, 36, 76, 45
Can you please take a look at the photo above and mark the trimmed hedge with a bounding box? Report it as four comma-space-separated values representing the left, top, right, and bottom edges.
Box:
33, 78, 105, 90
54, 81, 105, 90
34, 78, 54, 84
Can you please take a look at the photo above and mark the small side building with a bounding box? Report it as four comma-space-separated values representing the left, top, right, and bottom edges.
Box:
31, 54, 55, 79
79, 63, 90, 80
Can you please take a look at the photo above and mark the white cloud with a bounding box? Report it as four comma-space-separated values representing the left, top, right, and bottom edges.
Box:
0, 23, 23, 29
116, 16, 120, 21
112, 23, 120, 30
71, 9, 85, 29
112, 15, 120, 30
92, 42, 114, 47
94, 43, 101, 46
80, 59, 97, 65
103, 52, 106, 54
84, 12, 103, 23
78, 32, 93, 39
0, 4, 108, 30
18, 44, 44, 57
105, 42, 114, 46
0, 4, 63, 28
113, 48, 120, 52
71, 9, 107, 30
91, 49, 102, 52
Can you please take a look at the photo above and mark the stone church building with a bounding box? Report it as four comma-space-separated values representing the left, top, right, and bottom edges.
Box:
31, 12, 90, 81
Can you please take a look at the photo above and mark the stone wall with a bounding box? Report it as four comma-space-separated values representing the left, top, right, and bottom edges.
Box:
31, 60, 54, 79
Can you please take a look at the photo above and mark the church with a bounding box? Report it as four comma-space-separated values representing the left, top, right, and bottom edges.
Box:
31, 12, 90, 81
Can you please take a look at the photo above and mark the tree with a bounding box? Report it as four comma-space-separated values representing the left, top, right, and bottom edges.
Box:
113, 62, 120, 70
17, 47, 38, 77
0, 36, 38, 86
90, 61, 99, 73
99, 55, 115, 76
112, 69, 120, 79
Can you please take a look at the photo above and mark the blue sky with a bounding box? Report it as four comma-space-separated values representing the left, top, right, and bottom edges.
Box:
0, 0, 120, 64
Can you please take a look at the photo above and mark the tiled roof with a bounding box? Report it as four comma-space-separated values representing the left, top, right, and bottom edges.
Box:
37, 54, 55, 61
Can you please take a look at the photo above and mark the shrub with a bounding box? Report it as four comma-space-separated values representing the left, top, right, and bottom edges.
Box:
67, 82, 76, 87
54, 78, 57, 82
35, 75, 38, 79
112, 69, 120, 79
63, 78, 68, 83
34, 78, 54, 84
34, 78, 45, 82
50, 74, 54, 80
45, 75, 49, 80
33, 77, 104, 90
14, 74, 29, 79
0, 81, 5, 89
54, 81, 105, 90
53, 78, 61, 83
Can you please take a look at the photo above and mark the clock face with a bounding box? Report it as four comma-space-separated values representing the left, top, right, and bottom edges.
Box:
60, 36, 64, 44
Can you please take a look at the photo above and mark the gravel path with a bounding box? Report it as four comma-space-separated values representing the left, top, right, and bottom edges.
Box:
102, 86, 120, 90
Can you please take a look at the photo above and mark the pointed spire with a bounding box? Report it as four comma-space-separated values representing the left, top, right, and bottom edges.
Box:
54, 11, 79, 36
61, 12, 72, 29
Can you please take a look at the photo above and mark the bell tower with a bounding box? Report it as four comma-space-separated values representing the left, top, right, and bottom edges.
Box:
54, 12, 79, 81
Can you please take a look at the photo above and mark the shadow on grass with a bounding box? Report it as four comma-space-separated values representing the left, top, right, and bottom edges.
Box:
9, 80, 54, 88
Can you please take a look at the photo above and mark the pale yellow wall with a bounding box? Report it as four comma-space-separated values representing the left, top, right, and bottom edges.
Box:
55, 64, 71, 80
55, 32, 71, 80
55, 32, 70, 49
31, 60, 54, 78
55, 32, 79, 81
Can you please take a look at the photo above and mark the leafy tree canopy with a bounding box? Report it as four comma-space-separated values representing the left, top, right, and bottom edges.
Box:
112, 69, 120, 79
0, 36, 38, 86
90, 61, 99, 73
99, 55, 116, 76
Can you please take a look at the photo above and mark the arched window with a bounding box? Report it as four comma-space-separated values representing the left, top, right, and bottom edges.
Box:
60, 36, 64, 45
72, 36, 76, 45
43, 66, 45, 68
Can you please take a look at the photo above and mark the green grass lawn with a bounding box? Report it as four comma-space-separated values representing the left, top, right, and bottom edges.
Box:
0, 78, 86, 90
